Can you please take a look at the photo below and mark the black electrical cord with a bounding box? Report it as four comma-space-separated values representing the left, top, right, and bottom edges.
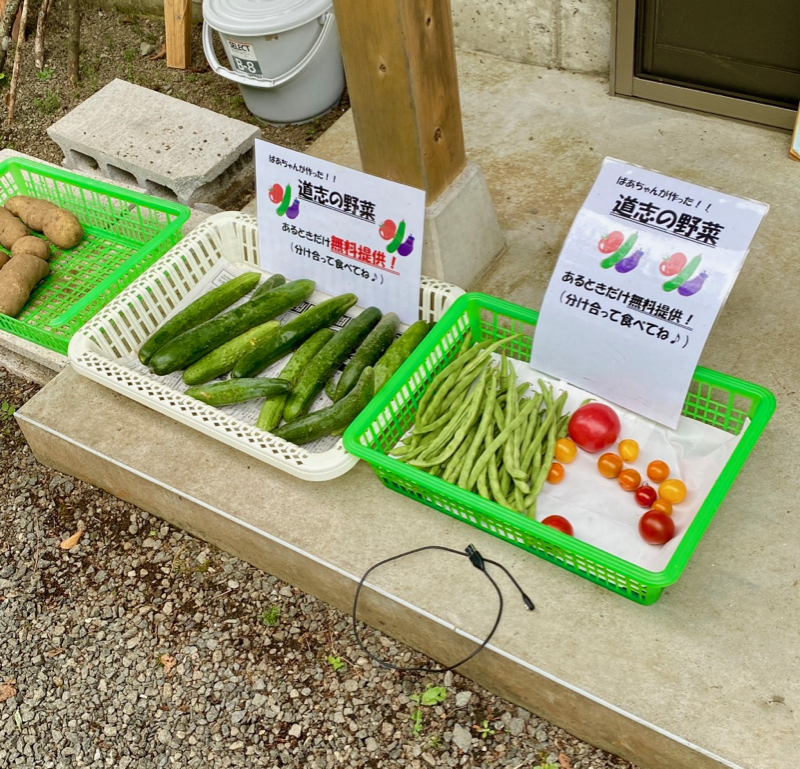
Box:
352, 544, 535, 674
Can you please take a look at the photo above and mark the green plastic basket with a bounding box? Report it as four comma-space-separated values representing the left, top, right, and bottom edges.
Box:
0, 157, 190, 354
344, 292, 776, 605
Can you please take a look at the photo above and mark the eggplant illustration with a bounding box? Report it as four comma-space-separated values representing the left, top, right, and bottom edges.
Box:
614, 248, 643, 274
286, 199, 300, 220
677, 270, 708, 297
396, 235, 415, 256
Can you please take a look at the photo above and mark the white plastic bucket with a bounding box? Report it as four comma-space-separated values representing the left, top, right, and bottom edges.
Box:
202, 0, 345, 125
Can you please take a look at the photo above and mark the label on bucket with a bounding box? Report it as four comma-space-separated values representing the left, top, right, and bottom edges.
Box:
225, 39, 263, 77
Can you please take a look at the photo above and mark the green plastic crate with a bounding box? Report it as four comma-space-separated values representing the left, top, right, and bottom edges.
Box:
0, 157, 190, 354
343, 292, 776, 605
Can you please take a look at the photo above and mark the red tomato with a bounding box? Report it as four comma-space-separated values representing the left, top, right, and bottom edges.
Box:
598, 231, 624, 254
568, 403, 621, 454
541, 515, 573, 536
659, 252, 687, 277
638, 510, 675, 545
378, 219, 397, 241
268, 184, 284, 205
634, 484, 657, 508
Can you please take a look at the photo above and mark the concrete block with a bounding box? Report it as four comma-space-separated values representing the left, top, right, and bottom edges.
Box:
560, 0, 611, 74
46, 79, 260, 207
451, 0, 540, 64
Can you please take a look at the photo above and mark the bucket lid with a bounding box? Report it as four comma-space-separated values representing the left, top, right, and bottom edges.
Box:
203, 0, 333, 36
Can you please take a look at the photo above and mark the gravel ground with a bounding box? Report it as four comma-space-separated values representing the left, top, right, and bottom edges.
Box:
0, 368, 639, 768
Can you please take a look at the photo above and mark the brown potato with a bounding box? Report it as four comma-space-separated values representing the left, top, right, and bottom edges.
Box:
0, 252, 50, 317
42, 208, 84, 250
10, 235, 52, 261
0, 208, 30, 250
0, 253, 9, 270
4, 195, 58, 231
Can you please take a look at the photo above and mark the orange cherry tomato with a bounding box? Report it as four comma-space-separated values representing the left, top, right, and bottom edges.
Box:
546, 462, 565, 484
658, 478, 687, 504
618, 468, 642, 491
647, 460, 670, 483
597, 453, 623, 479
651, 498, 673, 516
554, 438, 578, 464
618, 439, 639, 463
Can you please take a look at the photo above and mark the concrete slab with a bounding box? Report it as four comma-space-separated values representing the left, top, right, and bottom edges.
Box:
47, 79, 260, 207
12, 52, 800, 769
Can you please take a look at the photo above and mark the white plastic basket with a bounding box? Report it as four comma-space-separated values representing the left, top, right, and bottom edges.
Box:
68, 212, 464, 481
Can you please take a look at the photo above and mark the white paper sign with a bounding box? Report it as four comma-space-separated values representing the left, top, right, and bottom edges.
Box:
255, 139, 426, 325
530, 158, 768, 428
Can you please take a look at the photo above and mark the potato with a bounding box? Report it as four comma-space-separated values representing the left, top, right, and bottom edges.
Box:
0, 208, 30, 250
5, 195, 59, 231
0, 252, 50, 316
11, 235, 52, 262
42, 208, 84, 250
0, 253, 8, 270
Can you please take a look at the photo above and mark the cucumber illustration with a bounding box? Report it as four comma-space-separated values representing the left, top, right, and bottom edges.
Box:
599, 232, 638, 269
386, 220, 406, 254
663, 254, 702, 292
276, 184, 293, 216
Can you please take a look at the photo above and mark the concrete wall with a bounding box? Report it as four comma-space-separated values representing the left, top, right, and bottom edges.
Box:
112, 0, 612, 77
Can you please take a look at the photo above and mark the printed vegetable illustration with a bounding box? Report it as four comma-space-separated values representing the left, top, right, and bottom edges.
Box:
386, 220, 406, 254
378, 219, 397, 241
568, 402, 620, 453
662, 254, 701, 292
541, 515, 573, 536
677, 270, 708, 297
276, 183, 293, 216
597, 231, 624, 254
614, 248, 643, 274
599, 232, 638, 269
268, 184, 284, 205
639, 510, 675, 545
396, 235, 415, 256
286, 200, 300, 220
659, 252, 686, 277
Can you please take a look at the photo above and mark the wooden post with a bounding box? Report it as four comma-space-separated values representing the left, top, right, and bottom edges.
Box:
165, 0, 192, 69
331, 0, 467, 204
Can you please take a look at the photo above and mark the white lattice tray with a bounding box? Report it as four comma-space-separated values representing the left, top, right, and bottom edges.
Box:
68, 212, 464, 481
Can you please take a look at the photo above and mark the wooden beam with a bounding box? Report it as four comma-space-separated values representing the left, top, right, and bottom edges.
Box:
165, 0, 192, 69
331, 0, 466, 204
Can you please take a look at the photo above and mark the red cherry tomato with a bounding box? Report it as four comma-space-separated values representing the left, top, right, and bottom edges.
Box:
567, 403, 621, 454
634, 484, 657, 508
639, 510, 675, 545
597, 453, 623, 479
541, 515, 573, 536
598, 231, 624, 254
618, 468, 641, 492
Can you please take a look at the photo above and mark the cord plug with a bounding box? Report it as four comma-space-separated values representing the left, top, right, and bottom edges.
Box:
465, 544, 486, 571
521, 593, 535, 611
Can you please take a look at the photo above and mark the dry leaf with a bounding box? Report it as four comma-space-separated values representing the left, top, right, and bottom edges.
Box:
0, 679, 17, 703
46, 648, 64, 658
159, 654, 177, 675
559, 753, 573, 769
146, 42, 166, 61
60, 530, 84, 550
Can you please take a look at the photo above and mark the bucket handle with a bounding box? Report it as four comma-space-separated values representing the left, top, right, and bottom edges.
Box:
202, 14, 334, 89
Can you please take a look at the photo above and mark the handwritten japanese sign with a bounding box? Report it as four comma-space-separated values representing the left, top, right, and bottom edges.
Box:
254, 139, 425, 324
530, 158, 768, 428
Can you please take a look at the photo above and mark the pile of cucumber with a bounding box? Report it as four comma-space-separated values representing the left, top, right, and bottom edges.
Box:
137, 271, 431, 446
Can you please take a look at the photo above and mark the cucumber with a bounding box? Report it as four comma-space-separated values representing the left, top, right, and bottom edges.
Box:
273, 367, 375, 445
662, 254, 702, 292
373, 320, 431, 392
283, 306, 382, 422
184, 378, 291, 407
332, 312, 399, 402
276, 184, 292, 216
181, 319, 281, 386
386, 220, 406, 254
250, 273, 286, 300
231, 292, 358, 379
256, 328, 334, 432
149, 279, 315, 375
138, 271, 260, 366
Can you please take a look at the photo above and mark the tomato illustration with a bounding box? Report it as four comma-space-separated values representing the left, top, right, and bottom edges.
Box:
268, 184, 284, 205
659, 252, 687, 277
378, 220, 397, 241
598, 231, 624, 254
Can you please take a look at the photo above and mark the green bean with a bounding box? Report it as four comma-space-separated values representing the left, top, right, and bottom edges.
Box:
487, 452, 512, 508
476, 466, 492, 501
457, 373, 498, 490
416, 358, 491, 433
442, 424, 477, 484
500, 462, 512, 497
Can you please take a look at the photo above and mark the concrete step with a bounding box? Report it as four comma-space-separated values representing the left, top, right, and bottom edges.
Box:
47, 79, 259, 207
